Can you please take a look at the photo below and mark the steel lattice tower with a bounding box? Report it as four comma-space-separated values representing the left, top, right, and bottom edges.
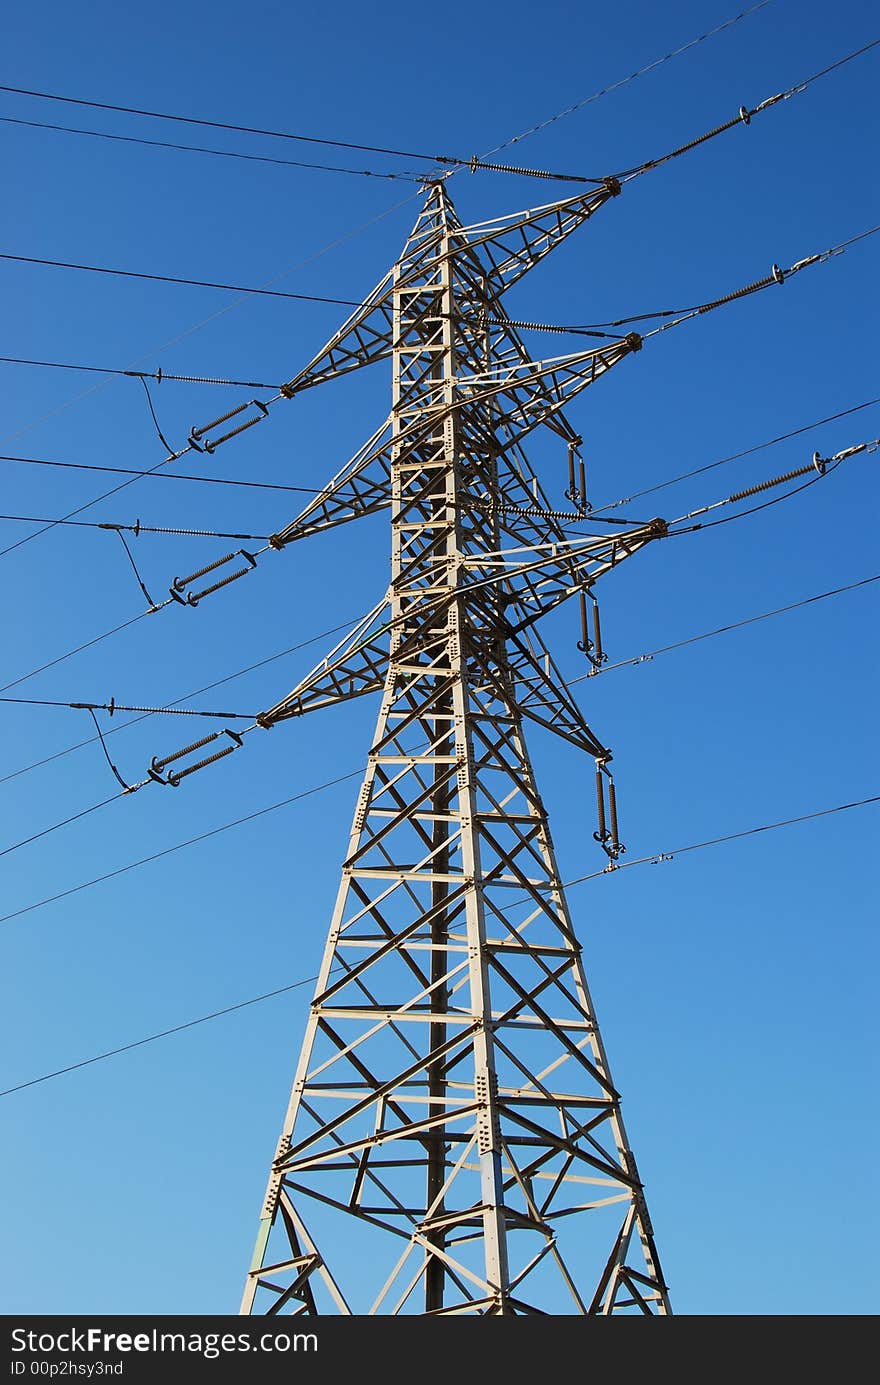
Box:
239, 180, 671, 1315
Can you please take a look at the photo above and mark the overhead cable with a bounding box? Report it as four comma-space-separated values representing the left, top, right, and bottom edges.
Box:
0, 2, 776, 176
569, 574, 880, 681
0, 85, 461, 163
0, 356, 282, 388
476, 0, 778, 159
0, 514, 269, 540
4, 787, 878, 1098
0, 115, 424, 180
0, 769, 365, 928
0, 252, 361, 306
0, 615, 359, 787
0, 451, 331, 497
0, 189, 420, 455
591, 398, 880, 513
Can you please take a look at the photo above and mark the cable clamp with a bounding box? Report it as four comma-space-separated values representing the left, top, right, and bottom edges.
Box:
753, 91, 785, 113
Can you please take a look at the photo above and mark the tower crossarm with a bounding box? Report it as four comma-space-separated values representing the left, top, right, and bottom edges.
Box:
491, 619, 610, 759
456, 333, 642, 423
269, 337, 639, 550
451, 181, 622, 297
258, 598, 393, 724
463, 519, 668, 636
274, 182, 622, 402
269, 420, 393, 548
279, 267, 398, 399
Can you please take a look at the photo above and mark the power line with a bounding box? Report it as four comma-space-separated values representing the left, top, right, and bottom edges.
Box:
0, 973, 323, 1099
4, 59, 873, 566
0, 356, 282, 388
0, 252, 361, 306
0, 5, 821, 476
478, 0, 777, 159
0, 769, 365, 928
0, 85, 461, 164
568, 574, 880, 682
3, 202, 877, 566
0, 0, 778, 193
0, 115, 423, 181
0, 695, 257, 718
0, 189, 420, 455
3, 397, 877, 511
591, 398, 880, 512
611, 37, 880, 182
3, 205, 877, 565
561, 795, 880, 890
7, 183, 879, 339
0, 615, 359, 787
0, 609, 153, 695
0, 514, 269, 540
5, 573, 872, 778
2, 405, 873, 695
0, 789, 126, 862
3, 787, 876, 1099
0, 451, 330, 496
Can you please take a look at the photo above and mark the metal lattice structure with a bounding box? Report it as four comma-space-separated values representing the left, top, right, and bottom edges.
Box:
239, 181, 671, 1315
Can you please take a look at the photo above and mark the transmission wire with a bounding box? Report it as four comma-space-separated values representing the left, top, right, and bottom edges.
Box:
2, 788, 876, 1099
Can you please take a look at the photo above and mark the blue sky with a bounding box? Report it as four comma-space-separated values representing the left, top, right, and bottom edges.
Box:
0, 0, 877, 1315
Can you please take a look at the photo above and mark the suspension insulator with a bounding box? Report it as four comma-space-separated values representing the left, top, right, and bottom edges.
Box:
608, 777, 624, 857
728, 460, 817, 504
167, 743, 236, 787
151, 732, 219, 774
191, 401, 250, 441
190, 399, 269, 453
173, 552, 237, 593
591, 598, 605, 666
593, 765, 608, 845
578, 590, 592, 655
698, 267, 784, 315
578, 457, 588, 511
171, 549, 258, 605
187, 561, 255, 605
151, 727, 244, 786
203, 410, 267, 454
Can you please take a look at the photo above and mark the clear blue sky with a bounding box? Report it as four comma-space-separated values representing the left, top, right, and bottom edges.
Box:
0, 0, 877, 1315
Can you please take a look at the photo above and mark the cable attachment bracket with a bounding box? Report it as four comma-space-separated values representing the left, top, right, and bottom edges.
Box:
169, 549, 258, 606
593, 757, 625, 861
188, 399, 269, 454
148, 727, 245, 787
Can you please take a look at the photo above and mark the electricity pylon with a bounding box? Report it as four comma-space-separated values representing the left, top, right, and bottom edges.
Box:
239, 179, 671, 1315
